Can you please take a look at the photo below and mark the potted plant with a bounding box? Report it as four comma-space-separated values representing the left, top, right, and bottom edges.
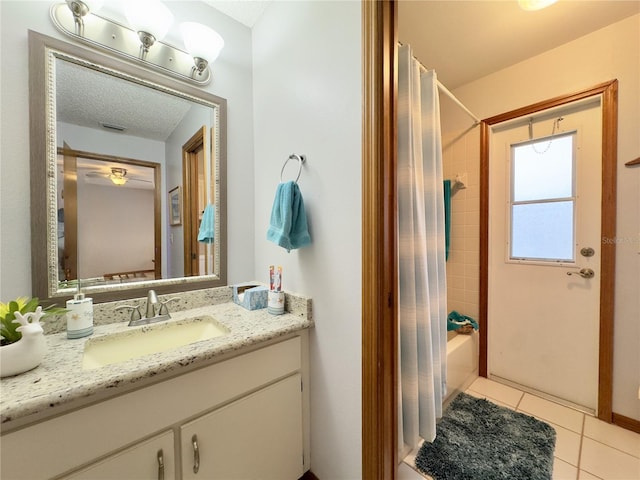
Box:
0, 297, 66, 378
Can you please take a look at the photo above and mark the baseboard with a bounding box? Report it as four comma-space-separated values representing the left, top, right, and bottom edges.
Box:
299, 470, 319, 480
612, 412, 640, 434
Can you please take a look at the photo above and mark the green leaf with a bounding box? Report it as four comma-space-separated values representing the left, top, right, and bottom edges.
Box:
22, 297, 40, 314
0, 312, 22, 343
8, 301, 19, 315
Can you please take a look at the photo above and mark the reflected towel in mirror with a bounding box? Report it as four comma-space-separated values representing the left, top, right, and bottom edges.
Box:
267, 181, 311, 252
198, 204, 215, 243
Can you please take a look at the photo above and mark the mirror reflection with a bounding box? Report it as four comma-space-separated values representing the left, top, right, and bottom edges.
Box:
33, 39, 227, 301
56, 152, 159, 284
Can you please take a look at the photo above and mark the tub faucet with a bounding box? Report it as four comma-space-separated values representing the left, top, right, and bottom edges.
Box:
145, 289, 159, 318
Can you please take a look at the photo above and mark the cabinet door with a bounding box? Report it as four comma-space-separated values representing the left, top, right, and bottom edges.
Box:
62, 430, 175, 480
181, 374, 303, 480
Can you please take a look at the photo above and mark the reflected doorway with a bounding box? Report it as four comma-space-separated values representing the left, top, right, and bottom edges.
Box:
57, 147, 161, 284
182, 126, 215, 277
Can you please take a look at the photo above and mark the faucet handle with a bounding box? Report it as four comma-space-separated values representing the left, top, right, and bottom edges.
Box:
158, 297, 180, 316
115, 305, 142, 324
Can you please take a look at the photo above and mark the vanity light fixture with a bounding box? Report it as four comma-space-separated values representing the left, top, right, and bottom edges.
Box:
64, 0, 103, 35
517, 0, 558, 11
50, 1, 223, 85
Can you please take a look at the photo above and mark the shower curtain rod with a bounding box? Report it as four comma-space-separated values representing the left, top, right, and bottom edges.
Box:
434, 79, 481, 126
400, 43, 481, 125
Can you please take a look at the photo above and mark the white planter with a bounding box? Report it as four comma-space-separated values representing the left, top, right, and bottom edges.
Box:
0, 308, 47, 378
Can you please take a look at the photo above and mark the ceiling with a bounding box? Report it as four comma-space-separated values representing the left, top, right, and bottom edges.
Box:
56, 59, 192, 141
398, 0, 640, 90
55, 0, 639, 150
202, 0, 271, 27
203, 0, 639, 89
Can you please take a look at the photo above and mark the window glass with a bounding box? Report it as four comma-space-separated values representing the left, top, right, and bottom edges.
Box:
512, 135, 573, 202
511, 202, 574, 261
510, 132, 575, 262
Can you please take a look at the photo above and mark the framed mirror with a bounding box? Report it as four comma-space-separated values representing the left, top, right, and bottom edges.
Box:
29, 30, 227, 304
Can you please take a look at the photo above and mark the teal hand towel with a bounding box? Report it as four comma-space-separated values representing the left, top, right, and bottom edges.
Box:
267, 181, 311, 252
443, 179, 451, 261
197, 204, 215, 243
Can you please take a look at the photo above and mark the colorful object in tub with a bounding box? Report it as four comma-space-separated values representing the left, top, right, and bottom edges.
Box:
232, 284, 268, 310
447, 310, 478, 334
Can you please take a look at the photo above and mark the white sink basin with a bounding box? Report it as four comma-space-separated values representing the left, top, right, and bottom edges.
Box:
82, 316, 229, 370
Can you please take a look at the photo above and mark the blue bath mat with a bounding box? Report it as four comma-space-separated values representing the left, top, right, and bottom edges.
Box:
415, 392, 556, 480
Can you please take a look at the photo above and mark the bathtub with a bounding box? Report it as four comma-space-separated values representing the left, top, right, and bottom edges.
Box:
444, 330, 478, 402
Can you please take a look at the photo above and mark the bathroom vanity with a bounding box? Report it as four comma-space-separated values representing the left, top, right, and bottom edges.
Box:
0, 290, 312, 480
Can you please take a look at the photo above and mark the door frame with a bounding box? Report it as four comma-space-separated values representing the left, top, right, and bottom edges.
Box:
478, 80, 618, 422
182, 126, 208, 277
61, 142, 78, 281
362, 1, 398, 478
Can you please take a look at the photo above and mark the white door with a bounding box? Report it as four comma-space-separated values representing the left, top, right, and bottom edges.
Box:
488, 99, 602, 411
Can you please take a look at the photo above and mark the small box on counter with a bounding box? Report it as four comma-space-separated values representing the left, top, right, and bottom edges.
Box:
232, 283, 268, 310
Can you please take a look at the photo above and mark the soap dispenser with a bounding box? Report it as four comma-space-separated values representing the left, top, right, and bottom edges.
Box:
66, 284, 93, 339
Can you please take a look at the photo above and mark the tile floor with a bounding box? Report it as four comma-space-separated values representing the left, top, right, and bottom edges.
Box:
399, 377, 640, 480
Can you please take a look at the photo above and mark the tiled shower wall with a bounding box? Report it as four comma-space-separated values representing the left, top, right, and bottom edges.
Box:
443, 126, 481, 321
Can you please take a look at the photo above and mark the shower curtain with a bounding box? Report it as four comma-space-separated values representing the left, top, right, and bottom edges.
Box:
397, 45, 448, 450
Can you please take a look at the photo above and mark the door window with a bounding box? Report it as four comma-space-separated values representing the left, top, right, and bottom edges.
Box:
509, 132, 576, 262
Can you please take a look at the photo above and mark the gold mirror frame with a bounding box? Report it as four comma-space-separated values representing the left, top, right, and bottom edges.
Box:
29, 30, 227, 305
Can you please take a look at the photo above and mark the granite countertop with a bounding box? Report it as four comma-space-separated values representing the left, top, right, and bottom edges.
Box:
1, 298, 313, 427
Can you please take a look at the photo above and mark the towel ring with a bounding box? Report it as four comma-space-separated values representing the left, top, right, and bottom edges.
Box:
281, 154, 306, 183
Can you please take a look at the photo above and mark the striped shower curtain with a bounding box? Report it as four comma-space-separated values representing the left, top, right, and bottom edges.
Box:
397, 45, 448, 451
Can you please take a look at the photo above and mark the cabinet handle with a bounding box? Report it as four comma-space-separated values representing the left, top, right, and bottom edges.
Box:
192, 434, 200, 474
157, 449, 165, 480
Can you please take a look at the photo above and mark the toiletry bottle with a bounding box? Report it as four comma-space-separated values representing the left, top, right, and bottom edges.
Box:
66, 291, 94, 339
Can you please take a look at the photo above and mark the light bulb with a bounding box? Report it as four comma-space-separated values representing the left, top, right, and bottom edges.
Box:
125, 0, 174, 41
518, 0, 558, 11
180, 22, 224, 65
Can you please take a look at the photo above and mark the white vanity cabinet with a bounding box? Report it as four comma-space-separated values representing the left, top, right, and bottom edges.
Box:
181, 374, 303, 480
62, 431, 175, 480
0, 332, 309, 480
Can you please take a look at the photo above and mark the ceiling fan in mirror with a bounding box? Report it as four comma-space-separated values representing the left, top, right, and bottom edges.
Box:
85, 167, 152, 186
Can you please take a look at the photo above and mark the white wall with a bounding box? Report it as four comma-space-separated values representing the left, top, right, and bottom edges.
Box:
78, 183, 154, 278
252, 1, 362, 478
0, 0, 255, 299
452, 14, 640, 421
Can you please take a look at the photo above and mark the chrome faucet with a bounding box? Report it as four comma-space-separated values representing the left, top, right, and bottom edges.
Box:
116, 289, 178, 326
145, 289, 159, 319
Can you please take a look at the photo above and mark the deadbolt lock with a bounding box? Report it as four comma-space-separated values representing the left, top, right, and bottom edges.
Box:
580, 247, 595, 257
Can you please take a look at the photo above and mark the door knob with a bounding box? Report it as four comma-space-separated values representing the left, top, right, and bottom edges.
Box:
567, 268, 595, 279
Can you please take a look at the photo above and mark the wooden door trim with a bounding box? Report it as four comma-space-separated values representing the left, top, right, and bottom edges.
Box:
182, 126, 207, 277
479, 80, 618, 422
362, 1, 398, 478
62, 143, 78, 281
